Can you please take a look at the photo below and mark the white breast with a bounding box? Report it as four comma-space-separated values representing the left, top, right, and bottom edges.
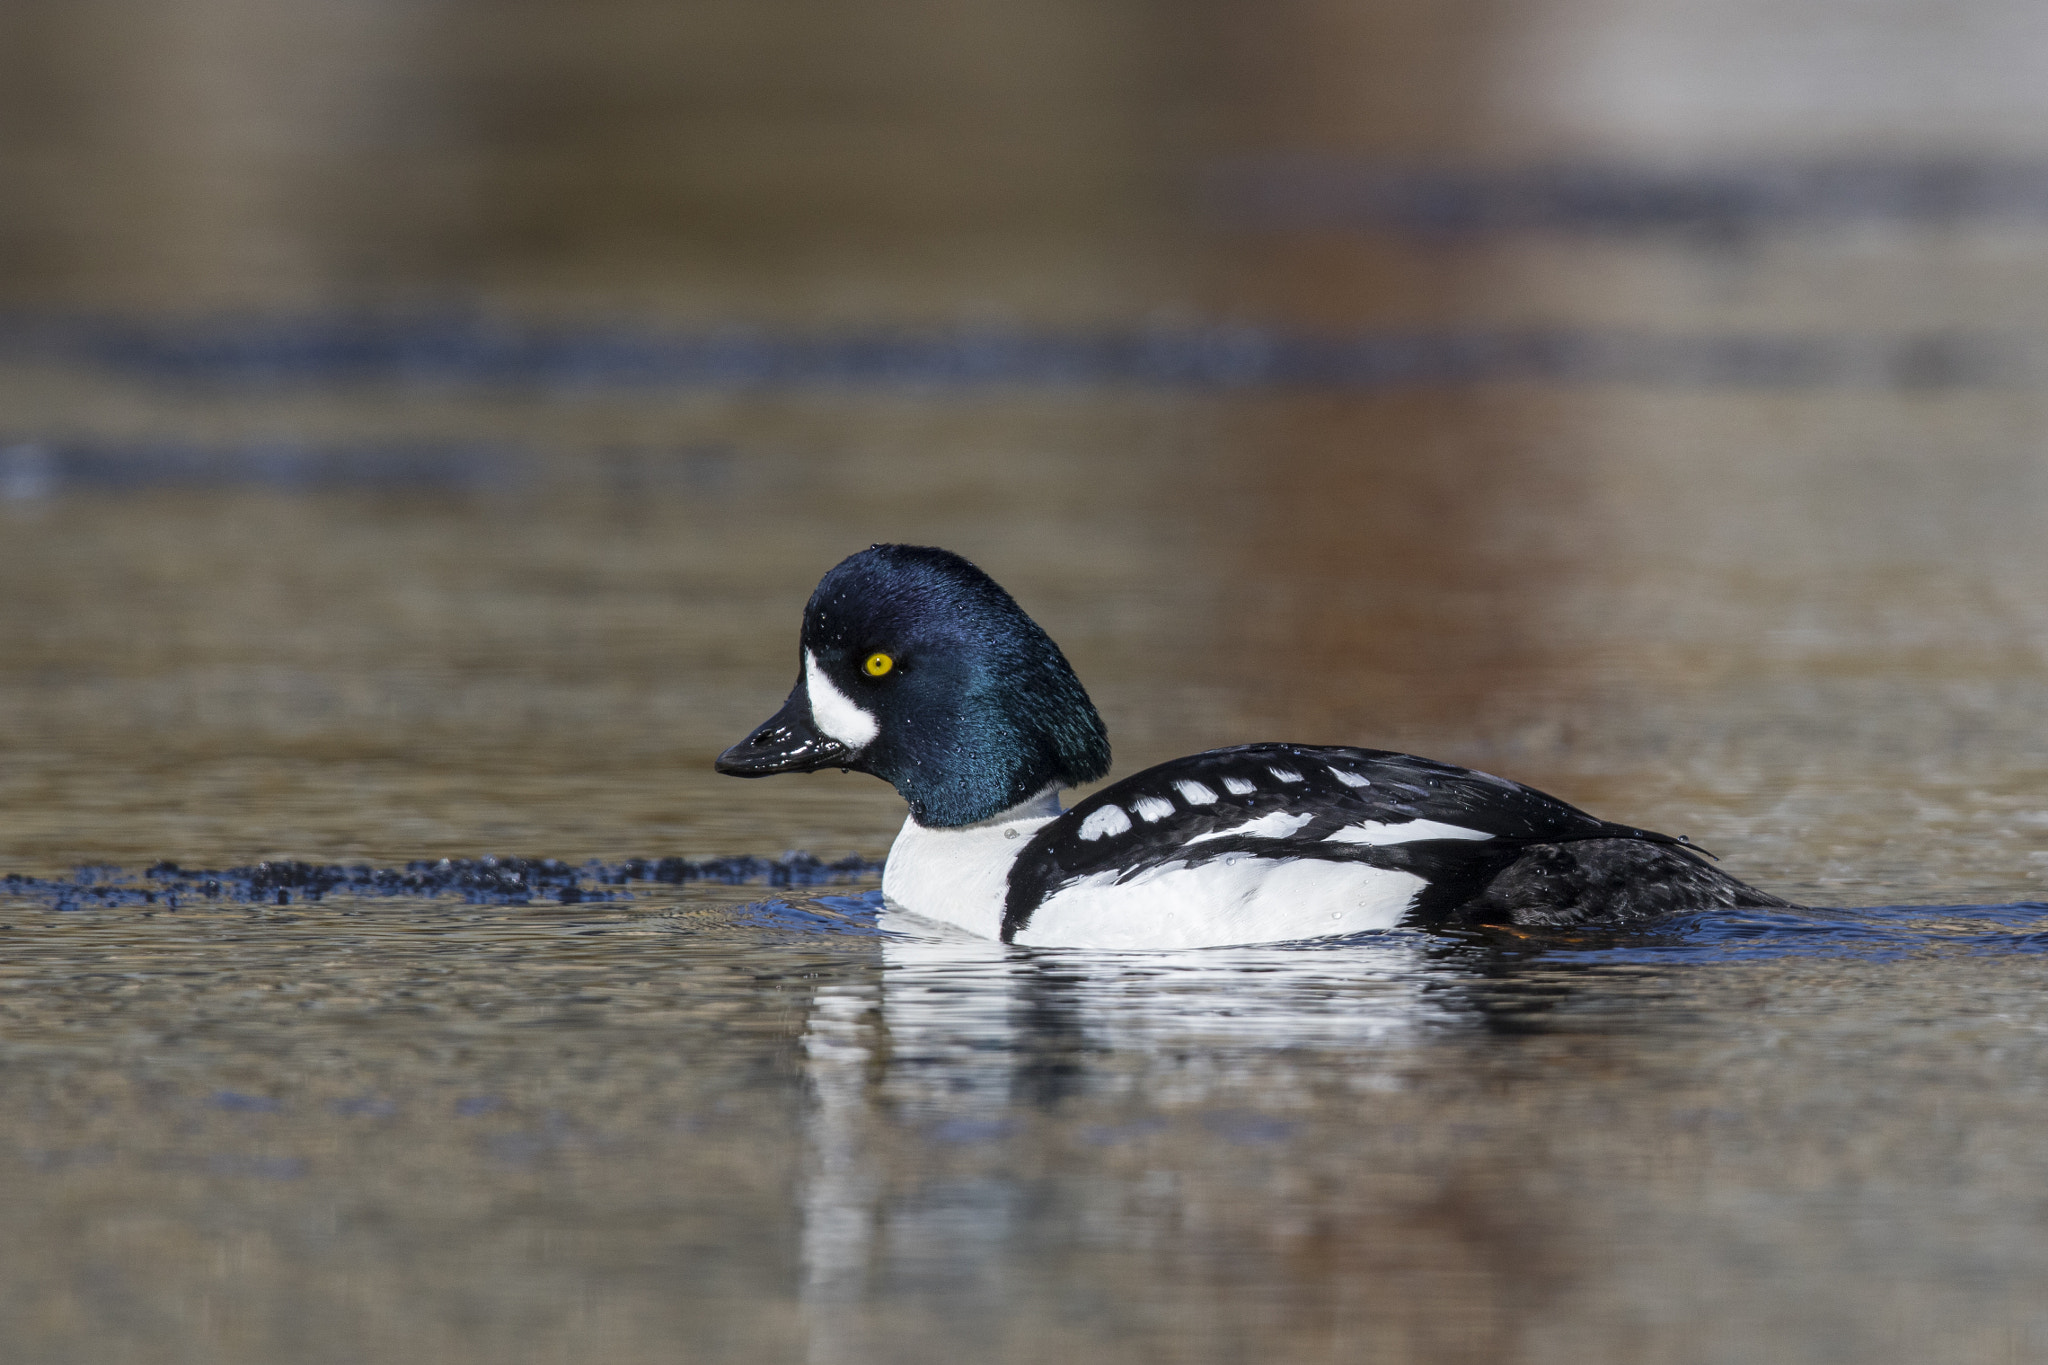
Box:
1015, 857, 1424, 950
880, 789, 1063, 940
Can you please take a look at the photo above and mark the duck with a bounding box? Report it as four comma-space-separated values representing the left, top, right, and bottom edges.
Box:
716, 544, 1791, 949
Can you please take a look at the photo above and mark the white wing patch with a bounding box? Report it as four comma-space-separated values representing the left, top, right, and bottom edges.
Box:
804, 650, 879, 748
1078, 804, 1133, 841
1222, 776, 1257, 795
1268, 766, 1304, 783
1133, 796, 1176, 822
1184, 810, 1316, 845
1323, 818, 1493, 846
1329, 767, 1371, 788
1174, 780, 1219, 805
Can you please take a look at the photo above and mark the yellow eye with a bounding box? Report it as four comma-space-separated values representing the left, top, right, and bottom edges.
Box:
863, 652, 894, 677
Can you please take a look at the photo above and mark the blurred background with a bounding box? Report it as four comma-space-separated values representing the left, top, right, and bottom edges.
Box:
8, 7, 2048, 1364
3, 0, 2048, 899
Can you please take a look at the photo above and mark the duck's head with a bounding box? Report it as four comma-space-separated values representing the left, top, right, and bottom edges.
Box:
716, 544, 1110, 827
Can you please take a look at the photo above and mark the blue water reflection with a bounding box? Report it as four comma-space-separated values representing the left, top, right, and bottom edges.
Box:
1506, 902, 2048, 964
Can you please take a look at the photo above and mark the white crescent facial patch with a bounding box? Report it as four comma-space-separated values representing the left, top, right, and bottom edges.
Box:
805, 649, 879, 749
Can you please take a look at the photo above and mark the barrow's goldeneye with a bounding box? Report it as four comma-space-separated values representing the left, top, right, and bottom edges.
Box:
716, 544, 1790, 948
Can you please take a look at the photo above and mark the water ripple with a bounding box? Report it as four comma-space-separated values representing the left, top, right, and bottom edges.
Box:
0, 853, 882, 910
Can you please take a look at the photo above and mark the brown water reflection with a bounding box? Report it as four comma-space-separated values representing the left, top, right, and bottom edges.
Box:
1209, 391, 1579, 741
6, 0, 2048, 1361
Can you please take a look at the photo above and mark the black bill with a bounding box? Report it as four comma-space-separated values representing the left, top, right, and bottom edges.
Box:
715, 686, 851, 776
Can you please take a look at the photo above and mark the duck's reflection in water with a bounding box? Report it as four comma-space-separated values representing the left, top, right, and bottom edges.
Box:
797, 910, 1566, 1361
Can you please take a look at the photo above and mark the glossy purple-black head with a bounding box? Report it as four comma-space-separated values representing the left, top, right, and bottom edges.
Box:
716, 545, 1111, 827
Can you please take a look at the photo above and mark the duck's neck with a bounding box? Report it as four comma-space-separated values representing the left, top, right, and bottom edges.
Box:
880, 786, 1064, 939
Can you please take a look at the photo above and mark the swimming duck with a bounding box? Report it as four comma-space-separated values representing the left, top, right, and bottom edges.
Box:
717, 544, 1789, 948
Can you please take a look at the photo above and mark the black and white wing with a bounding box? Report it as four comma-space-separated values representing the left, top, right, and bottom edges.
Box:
1000, 743, 1686, 940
